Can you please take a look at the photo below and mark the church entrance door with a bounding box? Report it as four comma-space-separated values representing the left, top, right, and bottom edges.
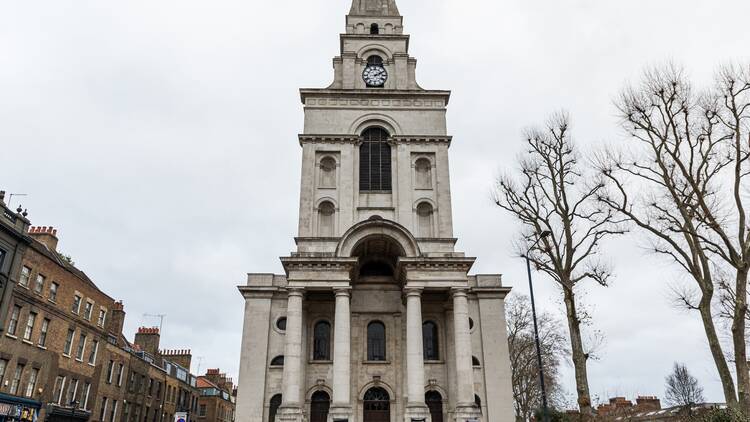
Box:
425, 391, 444, 422
363, 387, 390, 422
310, 391, 330, 422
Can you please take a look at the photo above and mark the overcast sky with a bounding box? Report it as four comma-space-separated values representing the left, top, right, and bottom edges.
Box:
2, 0, 749, 406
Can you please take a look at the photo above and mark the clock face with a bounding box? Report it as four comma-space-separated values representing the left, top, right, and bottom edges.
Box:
363, 65, 387, 87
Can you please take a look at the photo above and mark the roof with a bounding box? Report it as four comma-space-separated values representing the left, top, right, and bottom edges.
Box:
349, 0, 400, 17
197, 377, 219, 389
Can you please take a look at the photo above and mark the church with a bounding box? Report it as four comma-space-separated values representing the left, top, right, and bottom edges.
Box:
235, 1, 515, 422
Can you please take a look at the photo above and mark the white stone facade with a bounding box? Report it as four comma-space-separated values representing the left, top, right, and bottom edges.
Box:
235, 2, 515, 422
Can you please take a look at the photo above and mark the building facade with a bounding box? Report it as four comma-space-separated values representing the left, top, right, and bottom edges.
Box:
235, 2, 514, 422
196, 369, 235, 422
0, 220, 201, 422
0, 191, 31, 338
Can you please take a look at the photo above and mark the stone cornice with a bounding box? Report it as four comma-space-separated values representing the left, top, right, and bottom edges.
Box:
298, 135, 359, 146
298, 134, 452, 146
472, 286, 513, 299
392, 135, 452, 145
397, 256, 476, 271
300, 88, 451, 106
280, 256, 359, 275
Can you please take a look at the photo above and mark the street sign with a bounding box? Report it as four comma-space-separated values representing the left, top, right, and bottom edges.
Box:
175, 411, 188, 422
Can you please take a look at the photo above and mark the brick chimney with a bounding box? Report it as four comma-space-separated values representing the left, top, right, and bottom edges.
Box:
108, 301, 126, 338
161, 349, 192, 371
134, 327, 161, 357
28, 226, 59, 252
635, 396, 661, 411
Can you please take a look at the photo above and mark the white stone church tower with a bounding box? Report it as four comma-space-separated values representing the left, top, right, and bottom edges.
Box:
236, 1, 515, 422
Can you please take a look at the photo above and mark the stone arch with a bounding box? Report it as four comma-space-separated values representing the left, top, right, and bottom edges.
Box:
356, 44, 394, 62
424, 383, 448, 398
335, 218, 420, 258
357, 380, 396, 402
349, 113, 402, 136
304, 384, 333, 402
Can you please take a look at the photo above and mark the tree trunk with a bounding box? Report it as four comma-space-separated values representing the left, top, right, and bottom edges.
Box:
732, 267, 750, 415
562, 287, 592, 417
698, 292, 738, 406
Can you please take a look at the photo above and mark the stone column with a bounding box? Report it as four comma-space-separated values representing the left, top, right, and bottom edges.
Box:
279, 288, 305, 422
329, 289, 353, 422
404, 288, 430, 422
452, 288, 481, 421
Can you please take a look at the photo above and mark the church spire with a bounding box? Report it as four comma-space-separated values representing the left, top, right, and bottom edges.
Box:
349, 0, 400, 17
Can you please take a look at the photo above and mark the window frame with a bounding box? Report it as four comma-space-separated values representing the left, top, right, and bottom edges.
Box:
49, 282, 59, 302
359, 127, 392, 192
75, 333, 87, 361
83, 300, 94, 321
38, 318, 50, 347
9, 364, 24, 395
72, 294, 82, 314
23, 311, 37, 341
88, 340, 99, 365
422, 320, 440, 361
19, 266, 31, 287
33, 274, 45, 294
366, 321, 387, 362
7, 305, 22, 336
312, 320, 332, 361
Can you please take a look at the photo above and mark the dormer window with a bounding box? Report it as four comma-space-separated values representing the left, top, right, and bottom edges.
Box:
370, 23, 379, 34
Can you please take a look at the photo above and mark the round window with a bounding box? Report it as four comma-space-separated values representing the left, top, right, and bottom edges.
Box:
276, 317, 287, 331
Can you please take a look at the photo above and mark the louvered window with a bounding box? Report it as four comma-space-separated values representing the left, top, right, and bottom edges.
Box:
359, 128, 392, 191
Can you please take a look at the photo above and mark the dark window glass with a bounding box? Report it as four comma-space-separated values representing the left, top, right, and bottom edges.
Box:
370, 23, 379, 34
475, 395, 482, 413
367, 56, 383, 66
359, 128, 392, 192
269, 394, 282, 422
270, 356, 284, 366
469, 317, 474, 330
0, 249, 6, 270
472, 356, 481, 366
276, 317, 287, 331
359, 260, 393, 277
310, 391, 330, 422
422, 321, 439, 360
313, 321, 331, 361
426, 391, 444, 422
367, 321, 386, 361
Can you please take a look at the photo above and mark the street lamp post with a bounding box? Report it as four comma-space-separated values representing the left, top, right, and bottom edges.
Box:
524, 231, 551, 422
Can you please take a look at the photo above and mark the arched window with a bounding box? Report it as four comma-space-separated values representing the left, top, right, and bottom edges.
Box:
367, 56, 383, 66
318, 201, 335, 237
425, 391, 444, 422
472, 356, 481, 367
319, 157, 336, 188
309, 391, 330, 422
359, 128, 391, 192
422, 321, 439, 360
367, 321, 386, 361
269, 394, 282, 422
370, 23, 379, 34
313, 321, 331, 361
415, 158, 432, 189
363, 388, 390, 422
475, 395, 482, 413
417, 202, 434, 237
270, 356, 284, 366
276, 317, 287, 331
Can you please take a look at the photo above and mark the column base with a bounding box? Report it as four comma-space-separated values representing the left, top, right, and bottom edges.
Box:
404, 403, 432, 422
453, 404, 482, 422
276, 405, 305, 422
327, 405, 353, 422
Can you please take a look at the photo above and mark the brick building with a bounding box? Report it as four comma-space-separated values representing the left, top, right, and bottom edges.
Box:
0, 191, 32, 337
196, 369, 235, 422
1, 221, 201, 422
596, 396, 662, 419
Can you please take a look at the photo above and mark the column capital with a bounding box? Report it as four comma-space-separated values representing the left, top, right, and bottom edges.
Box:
450, 287, 469, 298
333, 288, 352, 298
403, 287, 423, 298
286, 288, 305, 298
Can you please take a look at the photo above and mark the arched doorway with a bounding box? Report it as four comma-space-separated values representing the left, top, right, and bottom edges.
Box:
268, 394, 282, 422
309, 391, 330, 422
363, 387, 390, 422
425, 391, 443, 422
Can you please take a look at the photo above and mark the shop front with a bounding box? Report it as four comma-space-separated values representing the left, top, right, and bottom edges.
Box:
0, 393, 41, 422
44, 405, 90, 422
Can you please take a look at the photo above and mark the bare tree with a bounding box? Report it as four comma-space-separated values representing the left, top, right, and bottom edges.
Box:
495, 112, 625, 416
506, 294, 569, 421
596, 64, 750, 412
665, 363, 705, 408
